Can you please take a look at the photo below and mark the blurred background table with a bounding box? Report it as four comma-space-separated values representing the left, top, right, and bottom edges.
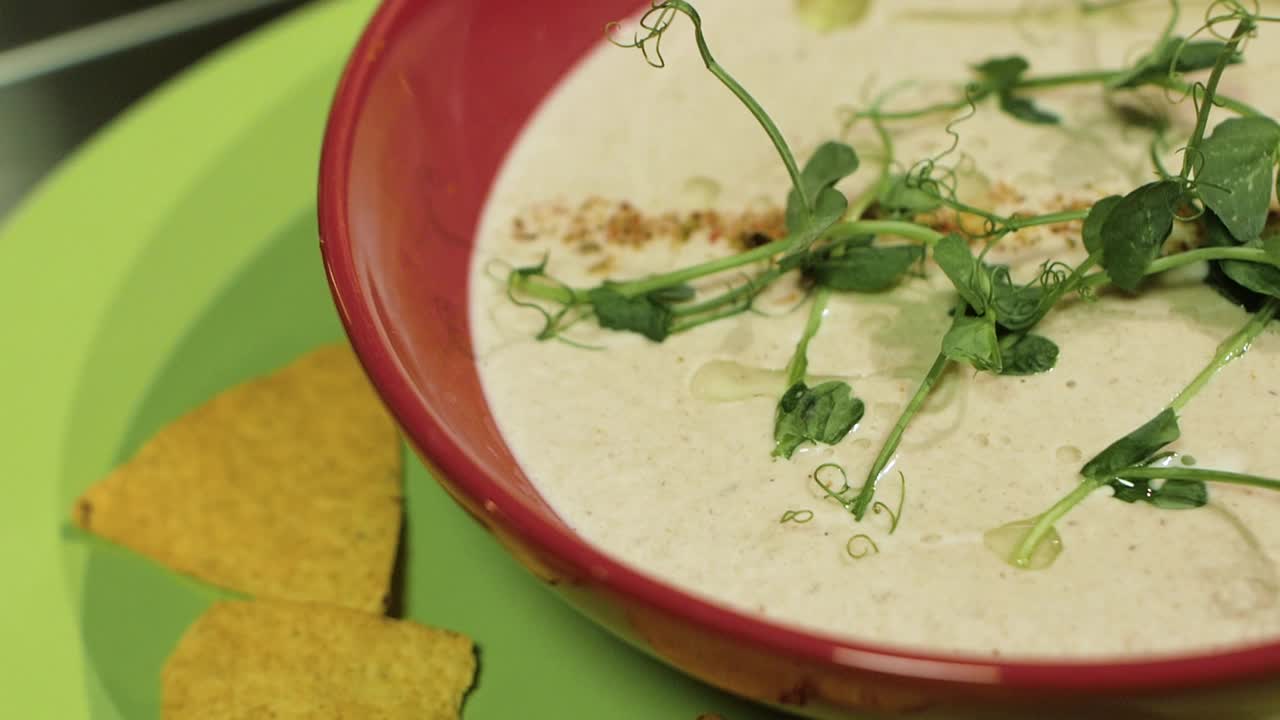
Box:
0, 0, 316, 217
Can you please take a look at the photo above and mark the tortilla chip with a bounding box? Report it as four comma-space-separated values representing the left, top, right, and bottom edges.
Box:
162, 599, 475, 719
73, 343, 402, 612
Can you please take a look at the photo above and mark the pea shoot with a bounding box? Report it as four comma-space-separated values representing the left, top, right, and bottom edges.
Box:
501, 0, 1280, 567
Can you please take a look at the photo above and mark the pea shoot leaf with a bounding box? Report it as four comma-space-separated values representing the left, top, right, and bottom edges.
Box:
973, 56, 1029, 90
1110, 37, 1243, 89
588, 286, 673, 341
998, 333, 1059, 376
1223, 239, 1280, 298
1081, 408, 1181, 480
806, 244, 924, 292
1099, 180, 1181, 292
877, 174, 943, 216
785, 141, 859, 246
1109, 476, 1209, 510
933, 234, 990, 312
1266, 235, 1280, 266
991, 272, 1045, 332
972, 55, 1059, 126
997, 94, 1060, 126
942, 314, 1002, 373
1082, 194, 1123, 257
1195, 117, 1280, 244
772, 381, 865, 458
1204, 211, 1280, 307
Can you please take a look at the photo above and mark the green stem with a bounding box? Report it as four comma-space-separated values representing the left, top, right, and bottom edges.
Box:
1080, 246, 1280, 292
1013, 69, 1117, 90
823, 220, 945, 247
846, 116, 895, 220
856, 96, 979, 122
1115, 466, 1280, 493
852, 349, 952, 518
1079, 0, 1145, 14
1150, 129, 1174, 179
615, 236, 794, 297
1002, 208, 1090, 231
669, 302, 754, 335
859, 62, 1264, 124
661, 1, 810, 211
1010, 479, 1104, 567
510, 273, 587, 305
516, 212, 1097, 310
1155, 0, 1181, 50
1168, 297, 1278, 412
618, 220, 940, 297
1177, 18, 1255, 182
670, 267, 784, 317
785, 287, 832, 386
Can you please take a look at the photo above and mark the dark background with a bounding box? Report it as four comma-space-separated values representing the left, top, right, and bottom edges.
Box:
0, 0, 316, 218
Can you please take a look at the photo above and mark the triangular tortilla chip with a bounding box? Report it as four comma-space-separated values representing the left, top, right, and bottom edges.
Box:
162, 599, 475, 719
73, 343, 402, 612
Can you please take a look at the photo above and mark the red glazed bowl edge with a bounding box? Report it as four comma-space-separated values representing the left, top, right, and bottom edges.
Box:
317, 0, 1280, 714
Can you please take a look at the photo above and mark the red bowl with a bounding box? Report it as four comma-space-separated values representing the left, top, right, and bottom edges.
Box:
318, 1, 1280, 716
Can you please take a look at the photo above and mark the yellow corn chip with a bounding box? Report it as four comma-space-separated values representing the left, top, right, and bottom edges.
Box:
162, 599, 475, 719
73, 343, 402, 612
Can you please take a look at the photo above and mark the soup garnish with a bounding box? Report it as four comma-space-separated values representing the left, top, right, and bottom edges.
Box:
502, 0, 1280, 570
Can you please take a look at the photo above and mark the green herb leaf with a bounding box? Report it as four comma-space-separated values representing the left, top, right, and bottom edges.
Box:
1109, 476, 1208, 509
997, 94, 1060, 125
1110, 37, 1243, 89
588, 286, 673, 341
1195, 117, 1280, 243
786, 141, 859, 236
1099, 180, 1181, 292
1266, 235, 1280, 266
972, 55, 1059, 125
933, 234, 990, 312
807, 245, 924, 293
1082, 194, 1123, 257
998, 333, 1059, 376
1223, 240, 1280, 298
787, 188, 851, 250
1202, 212, 1267, 308
772, 381, 865, 458
1204, 212, 1280, 301
942, 314, 1002, 372
990, 272, 1044, 332
973, 56, 1029, 91
1081, 408, 1181, 480
877, 174, 943, 216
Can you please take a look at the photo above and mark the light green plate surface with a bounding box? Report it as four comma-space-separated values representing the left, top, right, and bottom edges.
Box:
0, 2, 782, 718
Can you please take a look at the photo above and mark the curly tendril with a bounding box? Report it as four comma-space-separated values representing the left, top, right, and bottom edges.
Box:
871, 471, 907, 534
846, 534, 880, 559
780, 509, 815, 524
606, 4, 678, 68
814, 462, 852, 495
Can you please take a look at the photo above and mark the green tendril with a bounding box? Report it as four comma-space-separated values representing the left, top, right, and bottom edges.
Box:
871, 471, 907, 534
780, 509, 816, 524
610, 1, 810, 211
846, 534, 880, 559
814, 462, 852, 495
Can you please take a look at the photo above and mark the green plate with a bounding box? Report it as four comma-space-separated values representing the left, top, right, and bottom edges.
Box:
0, 2, 783, 718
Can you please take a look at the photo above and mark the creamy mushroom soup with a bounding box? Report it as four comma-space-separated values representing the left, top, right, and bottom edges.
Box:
469, 0, 1280, 657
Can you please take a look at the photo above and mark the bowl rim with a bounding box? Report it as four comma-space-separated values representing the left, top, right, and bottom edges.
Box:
318, 0, 1280, 696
